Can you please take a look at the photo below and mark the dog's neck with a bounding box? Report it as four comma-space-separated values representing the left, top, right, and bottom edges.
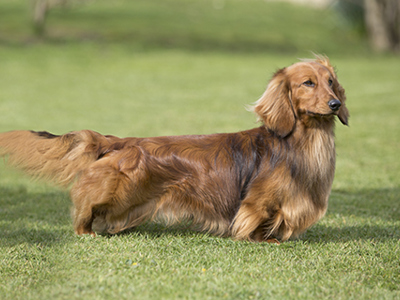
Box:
287, 119, 336, 194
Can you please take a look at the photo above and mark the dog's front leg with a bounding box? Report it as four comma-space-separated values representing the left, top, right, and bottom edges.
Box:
230, 200, 271, 242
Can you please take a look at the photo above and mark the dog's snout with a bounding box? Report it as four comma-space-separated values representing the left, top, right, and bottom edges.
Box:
328, 99, 341, 111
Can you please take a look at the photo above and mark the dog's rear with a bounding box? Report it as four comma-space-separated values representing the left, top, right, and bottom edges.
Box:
0, 130, 113, 186
0, 129, 166, 236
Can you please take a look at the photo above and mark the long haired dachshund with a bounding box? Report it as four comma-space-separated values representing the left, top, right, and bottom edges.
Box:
0, 56, 348, 243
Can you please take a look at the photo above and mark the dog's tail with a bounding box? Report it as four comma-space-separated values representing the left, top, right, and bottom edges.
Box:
0, 130, 117, 186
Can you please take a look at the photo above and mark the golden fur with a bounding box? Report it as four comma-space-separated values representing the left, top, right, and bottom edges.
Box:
0, 56, 349, 243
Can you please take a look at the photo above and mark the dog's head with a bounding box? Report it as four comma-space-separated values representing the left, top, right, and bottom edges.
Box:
253, 56, 349, 137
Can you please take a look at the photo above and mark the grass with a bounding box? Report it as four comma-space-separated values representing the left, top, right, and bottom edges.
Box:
0, 0, 399, 299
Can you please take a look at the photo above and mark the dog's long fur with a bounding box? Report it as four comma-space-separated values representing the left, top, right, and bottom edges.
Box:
0, 56, 349, 242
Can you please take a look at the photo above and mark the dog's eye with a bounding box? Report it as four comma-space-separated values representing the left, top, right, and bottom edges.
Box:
328, 79, 333, 86
303, 80, 315, 87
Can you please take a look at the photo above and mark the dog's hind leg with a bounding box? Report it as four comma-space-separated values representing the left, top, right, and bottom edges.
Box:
71, 201, 96, 236
70, 151, 142, 236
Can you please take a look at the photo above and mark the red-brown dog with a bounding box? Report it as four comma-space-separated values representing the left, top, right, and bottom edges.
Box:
0, 56, 348, 243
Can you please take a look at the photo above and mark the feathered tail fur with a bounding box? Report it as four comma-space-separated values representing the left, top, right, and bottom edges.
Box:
0, 130, 114, 186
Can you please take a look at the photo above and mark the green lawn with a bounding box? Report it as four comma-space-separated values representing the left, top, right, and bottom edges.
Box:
0, 0, 399, 299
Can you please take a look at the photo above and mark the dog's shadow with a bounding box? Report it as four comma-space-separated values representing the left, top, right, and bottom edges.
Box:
117, 222, 209, 240
302, 188, 400, 243
0, 185, 73, 246
302, 223, 400, 244
1, 186, 399, 244
104, 187, 400, 243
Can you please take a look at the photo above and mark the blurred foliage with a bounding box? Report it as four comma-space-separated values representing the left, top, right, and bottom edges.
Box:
335, 0, 365, 35
0, 0, 369, 55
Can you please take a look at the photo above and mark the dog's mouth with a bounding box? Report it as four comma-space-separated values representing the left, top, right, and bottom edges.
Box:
306, 111, 337, 118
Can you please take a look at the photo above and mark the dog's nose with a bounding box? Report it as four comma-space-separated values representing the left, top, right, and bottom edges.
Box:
328, 99, 341, 111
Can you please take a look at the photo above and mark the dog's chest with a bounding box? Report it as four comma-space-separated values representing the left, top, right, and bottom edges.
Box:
302, 130, 336, 182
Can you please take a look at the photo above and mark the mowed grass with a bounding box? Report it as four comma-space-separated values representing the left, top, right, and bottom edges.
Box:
0, 0, 399, 299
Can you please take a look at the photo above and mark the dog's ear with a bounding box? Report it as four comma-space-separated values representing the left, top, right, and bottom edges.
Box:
314, 55, 349, 126
335, 83, 349, 126
253, 68, 296, 138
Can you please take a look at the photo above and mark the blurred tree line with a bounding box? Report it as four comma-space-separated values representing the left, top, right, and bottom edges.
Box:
31, 0, 83, 36
31, 0, 400, 53
363, 0, 400, 52
337, 0, 400, 52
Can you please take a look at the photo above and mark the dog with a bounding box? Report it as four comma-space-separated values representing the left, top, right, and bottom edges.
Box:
0, 56, 348, 243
